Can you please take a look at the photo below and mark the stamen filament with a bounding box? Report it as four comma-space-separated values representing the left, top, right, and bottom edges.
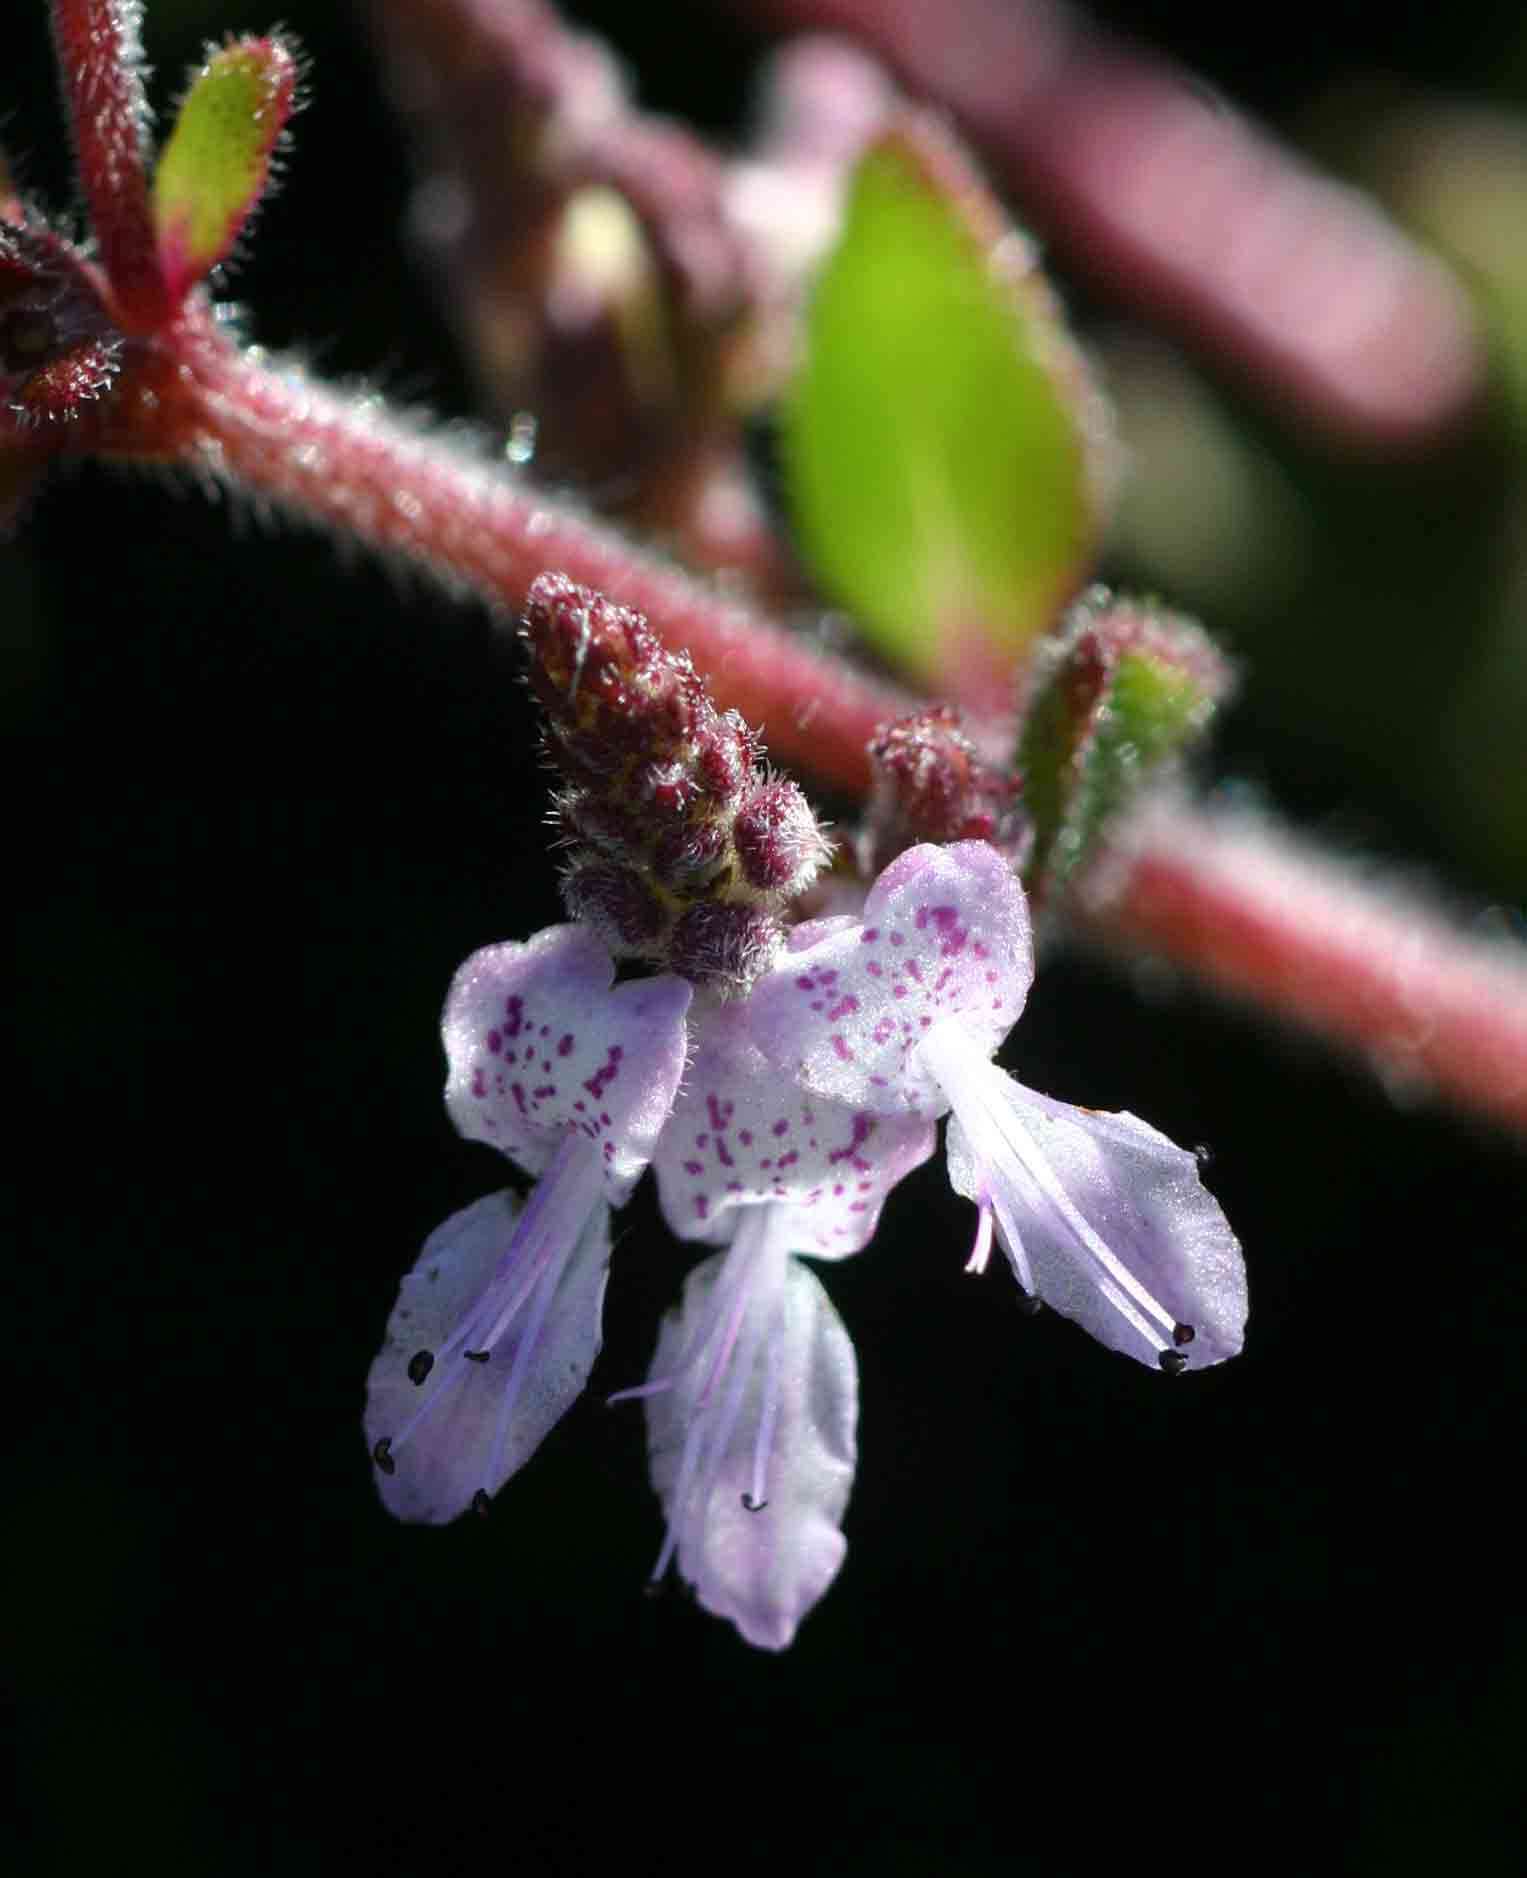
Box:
965, 1200, 995, 1275
923, 1021, 1176, 1345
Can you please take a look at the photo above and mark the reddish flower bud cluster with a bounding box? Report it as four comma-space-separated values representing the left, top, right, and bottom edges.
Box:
524, 572, 831, 993
864, 707, 1026, 875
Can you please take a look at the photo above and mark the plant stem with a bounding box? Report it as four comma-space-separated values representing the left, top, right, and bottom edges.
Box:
107, 314, 915, 793
48, 0, 170, 329
1085, 801, 1527, 1137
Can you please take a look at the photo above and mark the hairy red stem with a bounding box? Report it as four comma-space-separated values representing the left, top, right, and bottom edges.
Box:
1087, 802, 1527, 1137
108, 317, 913, 792
48, 0, 170, 329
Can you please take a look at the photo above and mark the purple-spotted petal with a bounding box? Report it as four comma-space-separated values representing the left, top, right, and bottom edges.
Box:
942, 1059, 1247, 1369
748, 841, 1031, 1116
645, 1221, 856, 1651
654, 999, 935, 1254
364, 1190, 611, 1524
444, 924, 692, 1199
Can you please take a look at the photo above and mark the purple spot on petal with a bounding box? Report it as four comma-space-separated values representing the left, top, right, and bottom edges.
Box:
584, 1044, 623, 1100
831, 1035, 852, 1061
827, 996, 859, 1021
486, 1029, 502, 1055
684, 1160, 703, 1176
558, 1034, 575, 1057
772, 1119, 789, 1137
504, 996, 524, 1038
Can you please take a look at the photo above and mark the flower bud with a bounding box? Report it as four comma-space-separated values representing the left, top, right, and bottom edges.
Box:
561, 860, 668, 952
734, 778, 833, 895
669, 903, 782, 997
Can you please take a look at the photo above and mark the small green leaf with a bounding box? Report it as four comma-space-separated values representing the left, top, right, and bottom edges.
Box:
782, 116, 1111, 702
1017, 592, 1232, 905
152, 37, 299, 307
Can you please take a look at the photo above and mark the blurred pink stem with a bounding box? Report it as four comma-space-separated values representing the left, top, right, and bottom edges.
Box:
1086, 802, 1527, 1137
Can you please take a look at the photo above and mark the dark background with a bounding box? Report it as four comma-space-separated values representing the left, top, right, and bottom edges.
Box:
6, 2, 1527, 1872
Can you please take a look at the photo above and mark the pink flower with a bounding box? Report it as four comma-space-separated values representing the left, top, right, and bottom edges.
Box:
365, 925, 691, 1522
747, 842, 1248, 1371
622, 995, 932, 1645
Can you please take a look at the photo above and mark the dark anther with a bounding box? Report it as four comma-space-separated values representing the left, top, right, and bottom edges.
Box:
471, 1489, 492, 1518
1158, 1350, 1189, 1376
1014, 1288, 1043, 1317
372, 1437, 396, 1475
464, 1349, 490, 1364
1173, 1323, 1196, 1347
407, 1349, 435, 1386
740, 1493, 768, 1513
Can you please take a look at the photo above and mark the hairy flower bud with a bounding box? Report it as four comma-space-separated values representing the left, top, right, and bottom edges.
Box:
561, 859, 668, 951
864, 706, 1025, 876
669, 902, 782, 995
733, 777, 834, 895
523, 572, 831, 994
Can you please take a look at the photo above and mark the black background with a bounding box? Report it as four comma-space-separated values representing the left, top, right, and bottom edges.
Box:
6, 3, 1526, 1873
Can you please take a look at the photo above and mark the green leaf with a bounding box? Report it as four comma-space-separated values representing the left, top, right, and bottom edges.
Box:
782, 117, 1111, 701
1017, 592, 1232, 906
152, 37, 299, 307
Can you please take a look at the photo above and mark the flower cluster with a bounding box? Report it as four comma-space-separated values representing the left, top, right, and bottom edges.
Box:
365, 584, 1248, 1651
526, 571, 832, 995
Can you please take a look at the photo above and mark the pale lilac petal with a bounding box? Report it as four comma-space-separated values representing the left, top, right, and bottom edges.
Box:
645, 1221, 856, 1651
654, 999, 935, 1254
942, 1056, 1247, 1370
748, 841, 1031, 1117
443, 924, 692, 1198
785, 914, 862, 951
364, 1189, 610, 1523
